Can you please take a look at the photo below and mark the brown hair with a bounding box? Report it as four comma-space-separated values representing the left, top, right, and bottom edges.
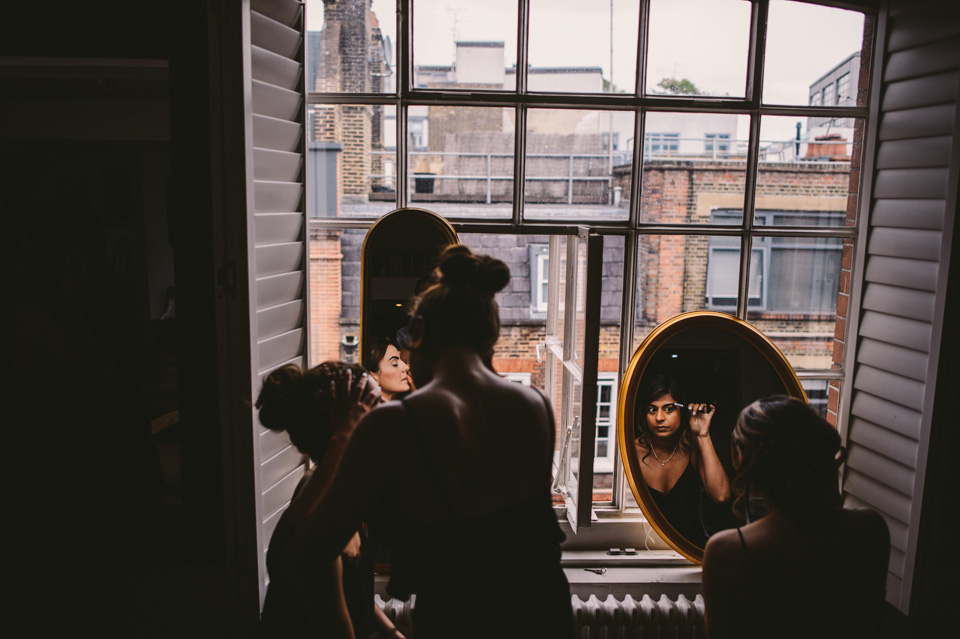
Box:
731, 395, 845, 520
255, 361, 366, 464
407, 244, 510, 360
362, 336, 393, 374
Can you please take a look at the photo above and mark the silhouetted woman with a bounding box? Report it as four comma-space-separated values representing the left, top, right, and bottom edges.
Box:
284, 245, 574, 638
702, 396, 889, 639
635, 373, 731, 547
256, 362, 404, 639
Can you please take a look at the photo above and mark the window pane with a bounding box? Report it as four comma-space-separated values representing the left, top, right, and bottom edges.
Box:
524, 109, 632, 221
755, 116, 862, 227
529, 0, 639, 94
646, 0, 751, 98
634, 234, 735, 353
412, 0, 518, 90
763, 1, 866, 106
594, 236, 624, 505
306, 0, 396, 94
309, 229, 365, 366
408, 106, 514, 218
308, 104, 398, 218
639, 113, 749, 224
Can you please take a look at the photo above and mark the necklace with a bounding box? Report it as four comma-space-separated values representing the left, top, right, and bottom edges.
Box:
650, 437, 680, 466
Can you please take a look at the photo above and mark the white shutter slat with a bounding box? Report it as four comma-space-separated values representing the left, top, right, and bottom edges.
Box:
261, 444, 305, 489
878, 104, 956, 140
256, 212, 303, 244
254, 181, 302, 213
884, 37, 960, 82
856, 338, 928, 382
847, 414, 920, 464
251, 10, 301, 59
257, 357, 305, 385
252, 0, 302, 29
258, 299, 304, 340
257, 271, 304, 309
253, 114, 302, 152
846, 447, 914, 496
262, 469, 304, 520
861, 283, 936, 322
887, 11, 960, 51
867, 227, 942, 260
262, 502, 287, 553
875, 136, 953, 169
259, 329, 304, 373
252, 44, 302, 91
256, 242, 303, 277
254, 148, 302, 183
864, 255, 939, 292
870, 199, 945, 229
253, 79, 302, 120
852, 365, 926, 412
260, 427, 293, 462
873, 167, 951, 199
843, 470, 912, 527
881, 71, 960, 113
858, 310, 932, 352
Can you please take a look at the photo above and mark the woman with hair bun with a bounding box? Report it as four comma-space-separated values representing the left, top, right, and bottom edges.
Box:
702, 396, 889, 639
287, 244, 574, 639
255, 362, 405, 639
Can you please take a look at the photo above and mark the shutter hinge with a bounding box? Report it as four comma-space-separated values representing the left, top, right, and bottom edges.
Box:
217, 260, 237, 298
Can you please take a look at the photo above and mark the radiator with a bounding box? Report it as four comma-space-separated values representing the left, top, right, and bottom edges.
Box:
376, 593, 705, 638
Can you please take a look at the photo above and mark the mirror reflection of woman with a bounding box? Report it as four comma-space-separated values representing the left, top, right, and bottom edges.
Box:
363, 337, 411, 401
635, 374, 731, 547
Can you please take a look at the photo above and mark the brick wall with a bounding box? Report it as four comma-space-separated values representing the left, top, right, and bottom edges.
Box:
309, 229, 344, 365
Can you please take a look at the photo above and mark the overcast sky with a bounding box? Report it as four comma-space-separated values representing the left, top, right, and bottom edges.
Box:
307, 0, 865, 140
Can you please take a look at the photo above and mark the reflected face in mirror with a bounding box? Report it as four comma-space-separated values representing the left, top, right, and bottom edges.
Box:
371, 344, 411, 401
645, 394, 683, 440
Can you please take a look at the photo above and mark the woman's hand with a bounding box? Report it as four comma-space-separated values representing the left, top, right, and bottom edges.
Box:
688, 403, 715, 439
329, 370, 381, 440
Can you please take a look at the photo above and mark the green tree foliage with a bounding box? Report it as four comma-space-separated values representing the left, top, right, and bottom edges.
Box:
657, 77, 701, 95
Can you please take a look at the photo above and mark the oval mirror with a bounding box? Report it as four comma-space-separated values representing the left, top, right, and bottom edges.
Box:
617, 311, 806, 564
360, 207, 458, 369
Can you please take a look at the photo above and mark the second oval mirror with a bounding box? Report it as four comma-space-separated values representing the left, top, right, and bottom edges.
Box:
618, 311, 807, 564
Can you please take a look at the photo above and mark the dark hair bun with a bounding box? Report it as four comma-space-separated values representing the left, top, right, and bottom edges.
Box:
255, 364, 303, 433
438, 245, 510, 296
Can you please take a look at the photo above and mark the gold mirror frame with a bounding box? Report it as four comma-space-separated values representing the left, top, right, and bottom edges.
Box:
617, 311, 807, 564
360, 208, 459, 363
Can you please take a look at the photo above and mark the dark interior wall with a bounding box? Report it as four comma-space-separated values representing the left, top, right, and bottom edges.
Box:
1, 2, 245, 635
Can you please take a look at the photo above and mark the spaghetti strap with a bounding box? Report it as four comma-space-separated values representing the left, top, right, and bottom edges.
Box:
736, 526, 751, 564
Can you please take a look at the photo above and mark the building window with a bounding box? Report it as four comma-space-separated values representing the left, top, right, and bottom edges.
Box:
502, 372, 532, 386
706, 209, 844, 313
704, 133, 731, 156
810, 91, 822, 106
822, 82, 836, 107
836, 72, 851, 105
595, 374, 617, 470
645, 133, 680, 155
530, 244, 549, 313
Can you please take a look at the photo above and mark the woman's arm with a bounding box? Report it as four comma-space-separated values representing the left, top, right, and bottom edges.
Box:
688, 404, 731, 503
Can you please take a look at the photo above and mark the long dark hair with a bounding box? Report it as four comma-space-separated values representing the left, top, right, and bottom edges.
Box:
635, 373, 692, 464
362, 336, 393, 374
731, 395, 845, 520
255, 361, 366, 464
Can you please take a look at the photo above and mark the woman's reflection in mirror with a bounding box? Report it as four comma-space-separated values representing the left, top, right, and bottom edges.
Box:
702, 396, 890, 639
363, 336, 411, 402
285, 244, 574, 639
393, 327, 416, 393
635, 374, 731, 547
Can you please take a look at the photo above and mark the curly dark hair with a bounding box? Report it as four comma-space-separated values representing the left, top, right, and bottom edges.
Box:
731, 395, 845, 520
406, 244, 510, 360
635, 373, 692, 464
255, 361, 367, 464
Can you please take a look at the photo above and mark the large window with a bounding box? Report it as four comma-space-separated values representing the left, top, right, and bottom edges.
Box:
305, 0, 872, 535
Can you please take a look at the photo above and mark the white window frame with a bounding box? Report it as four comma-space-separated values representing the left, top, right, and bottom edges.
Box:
594, 373, 617, 472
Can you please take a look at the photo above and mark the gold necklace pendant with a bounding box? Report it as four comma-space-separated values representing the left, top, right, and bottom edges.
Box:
650, 437, 680, 466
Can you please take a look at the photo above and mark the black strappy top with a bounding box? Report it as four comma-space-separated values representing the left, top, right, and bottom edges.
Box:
648, 459, 708, 547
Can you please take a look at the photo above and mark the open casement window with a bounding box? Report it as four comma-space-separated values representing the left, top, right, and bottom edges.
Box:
544, 230, 603, 532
